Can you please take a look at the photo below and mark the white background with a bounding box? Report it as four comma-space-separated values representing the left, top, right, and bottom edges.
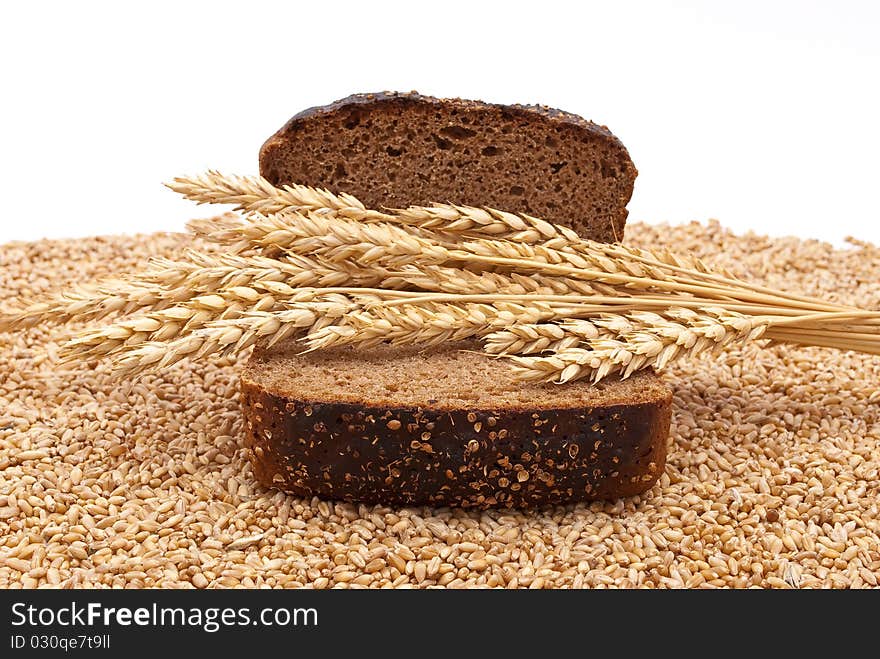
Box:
1, 1, 878, 246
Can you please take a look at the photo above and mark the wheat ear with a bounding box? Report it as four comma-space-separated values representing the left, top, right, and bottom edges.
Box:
483, 319, 603, 355
169, 171, 580, 244
483, 308, 760, 355
167, 171, 379, 219
184, 209, 755, 305
0, 281, 167, 331
301, 301, 599, 351
508, 308, 769, 383
110, 306, 327, 375
0, 248, 387, 332
58, 290, 359, 363
186, 210, 449, 266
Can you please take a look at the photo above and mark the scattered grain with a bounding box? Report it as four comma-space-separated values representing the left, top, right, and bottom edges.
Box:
0, 222, 878, 588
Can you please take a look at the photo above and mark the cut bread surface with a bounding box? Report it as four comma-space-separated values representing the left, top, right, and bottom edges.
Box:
259, 91, 637, 243
243, 341, 670, 412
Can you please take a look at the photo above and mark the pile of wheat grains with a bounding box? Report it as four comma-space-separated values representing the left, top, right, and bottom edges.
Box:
1, 220, 878, 589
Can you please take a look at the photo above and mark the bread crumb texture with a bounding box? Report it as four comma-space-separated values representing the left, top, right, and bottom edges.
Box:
244, 341, 669, 410
1, 220, 879, 589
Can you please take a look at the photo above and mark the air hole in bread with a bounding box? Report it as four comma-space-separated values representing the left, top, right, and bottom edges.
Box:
600, 159, 617, 179
440, 125, 477, 140
344, 112, 362, 129
432, 134, 453, 150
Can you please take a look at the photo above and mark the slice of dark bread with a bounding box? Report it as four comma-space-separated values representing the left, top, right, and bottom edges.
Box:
259, 91, 637, 242
241, 342, 672, 508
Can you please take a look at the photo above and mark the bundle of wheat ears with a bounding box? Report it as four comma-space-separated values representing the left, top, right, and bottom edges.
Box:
3, 170, 880, 384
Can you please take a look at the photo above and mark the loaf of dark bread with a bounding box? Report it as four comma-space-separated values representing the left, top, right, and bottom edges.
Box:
243, 93, 666, 507
259, 91, 637, 243
241, 343, 672, 508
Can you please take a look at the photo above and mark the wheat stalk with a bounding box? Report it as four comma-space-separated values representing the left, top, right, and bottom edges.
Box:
169, 172, 863, 315
196, 205, 851, 315
453, 239, 850, 311
568, 239, 860, 313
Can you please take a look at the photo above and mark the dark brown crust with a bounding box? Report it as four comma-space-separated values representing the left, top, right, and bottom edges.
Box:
273, 91, 623, 145
240, 377, 672, 509
259, 91, 637, 243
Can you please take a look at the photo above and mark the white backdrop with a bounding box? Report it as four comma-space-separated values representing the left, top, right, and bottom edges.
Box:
1, 1, 878, 245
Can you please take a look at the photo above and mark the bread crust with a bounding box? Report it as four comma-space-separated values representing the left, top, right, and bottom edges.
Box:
240, 375, 672, 508
266, 91, 623, 144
